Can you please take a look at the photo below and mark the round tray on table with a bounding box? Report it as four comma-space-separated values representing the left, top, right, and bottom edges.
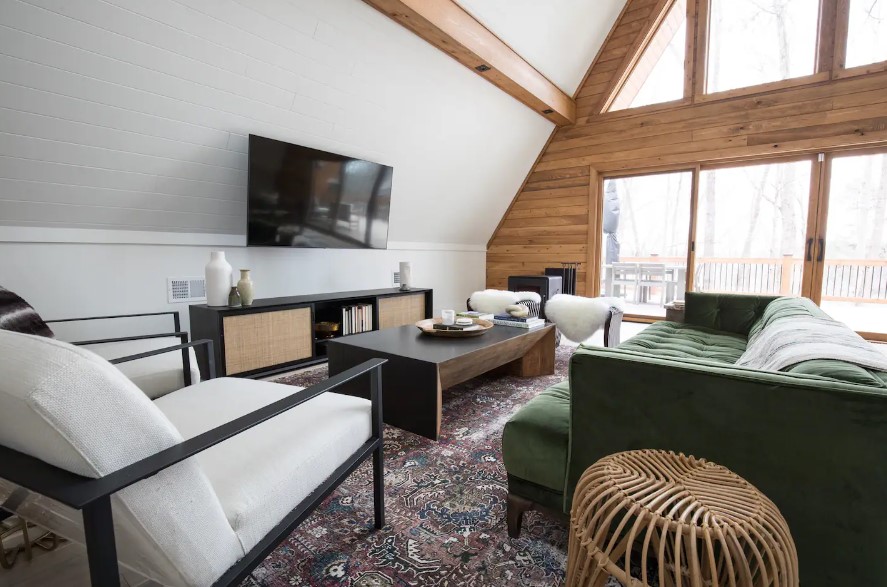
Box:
415, 318, 493, 337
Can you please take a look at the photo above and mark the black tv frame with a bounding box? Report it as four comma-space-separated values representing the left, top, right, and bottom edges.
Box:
246, 134, 392, 250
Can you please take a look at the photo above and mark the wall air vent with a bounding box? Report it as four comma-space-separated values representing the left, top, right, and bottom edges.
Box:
167, 277, 207, 303
392, 271, 401, 287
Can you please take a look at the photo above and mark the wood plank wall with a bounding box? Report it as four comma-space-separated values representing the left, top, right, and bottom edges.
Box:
486, 0, 887, 295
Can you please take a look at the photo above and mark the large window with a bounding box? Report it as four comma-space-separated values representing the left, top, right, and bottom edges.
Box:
846, 0, 887, 68
592, 150, 887, 340
706, 0, 818, 93
695, 160, 812, 295
609, 0, 687, 111
605, 0, 886, 114
600, 171, 692, 317
820, 153, 887, 333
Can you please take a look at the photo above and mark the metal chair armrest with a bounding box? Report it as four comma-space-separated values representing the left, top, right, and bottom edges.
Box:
72, 332, 188, 347
46, 311, 182, 332
109, 339, 214, 385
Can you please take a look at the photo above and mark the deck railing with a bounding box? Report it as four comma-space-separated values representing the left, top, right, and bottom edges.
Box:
614, 256, 887, 304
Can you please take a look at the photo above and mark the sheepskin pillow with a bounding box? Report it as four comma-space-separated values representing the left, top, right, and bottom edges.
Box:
544, 294, 624, 343
468, 290, 542, 314
0, 286, 54, 338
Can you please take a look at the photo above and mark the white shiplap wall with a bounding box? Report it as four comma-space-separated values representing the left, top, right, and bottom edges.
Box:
0, 0, 568, 329
0, 0, 553, 244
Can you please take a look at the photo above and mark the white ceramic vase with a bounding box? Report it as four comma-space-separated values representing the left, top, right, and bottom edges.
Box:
399, 261, 411, 291
205, 251, 233, 307
237, 269, 255, 306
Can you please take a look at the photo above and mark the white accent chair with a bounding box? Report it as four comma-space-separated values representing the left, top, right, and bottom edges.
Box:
0, 329, 385, 587
46, 311, 201, 399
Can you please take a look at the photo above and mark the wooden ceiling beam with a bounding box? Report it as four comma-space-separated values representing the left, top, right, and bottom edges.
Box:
361, 0, 576, 125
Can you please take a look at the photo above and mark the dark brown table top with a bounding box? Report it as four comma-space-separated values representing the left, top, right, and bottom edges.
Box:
325, 323, 554, 364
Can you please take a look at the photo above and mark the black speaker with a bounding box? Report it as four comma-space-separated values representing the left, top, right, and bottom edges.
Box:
507, 275, 562, 319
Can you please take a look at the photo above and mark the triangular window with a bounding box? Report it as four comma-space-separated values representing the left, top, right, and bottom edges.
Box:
608, 0, 687, 111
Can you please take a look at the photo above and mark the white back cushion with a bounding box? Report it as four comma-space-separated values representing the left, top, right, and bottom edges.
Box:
85, 337, 201, 399
0, 330, 243, 586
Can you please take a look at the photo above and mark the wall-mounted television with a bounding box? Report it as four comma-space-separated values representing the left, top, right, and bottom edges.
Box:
247, 135, 392, 249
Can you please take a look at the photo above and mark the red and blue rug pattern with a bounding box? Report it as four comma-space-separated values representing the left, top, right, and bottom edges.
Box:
243, 345, 576, 587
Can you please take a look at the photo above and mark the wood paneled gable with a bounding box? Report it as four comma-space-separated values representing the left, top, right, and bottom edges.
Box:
487, 0, 887, 297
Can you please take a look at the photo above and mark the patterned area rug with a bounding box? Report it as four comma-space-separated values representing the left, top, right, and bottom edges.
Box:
244, 345, 577, 587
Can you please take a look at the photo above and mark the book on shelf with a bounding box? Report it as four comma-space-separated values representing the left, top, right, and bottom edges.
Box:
493, 314, 541, 323
491, 318, 546, 329
341, 303, 373, 336
456, 311, 494, 321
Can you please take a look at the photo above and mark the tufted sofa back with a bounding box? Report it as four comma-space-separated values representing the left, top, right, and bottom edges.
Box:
683, 292, 779, 336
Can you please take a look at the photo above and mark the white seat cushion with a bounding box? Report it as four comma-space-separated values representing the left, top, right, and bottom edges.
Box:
85, 337, 201, 399
154, 377, 372, 552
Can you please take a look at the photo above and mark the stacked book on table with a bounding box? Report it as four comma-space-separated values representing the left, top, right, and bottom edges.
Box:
342, 303, 373, 335
457, 311, 494, 321
491, 314, 546, 330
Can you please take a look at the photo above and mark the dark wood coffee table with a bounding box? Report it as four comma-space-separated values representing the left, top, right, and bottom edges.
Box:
326, 324, 556, 440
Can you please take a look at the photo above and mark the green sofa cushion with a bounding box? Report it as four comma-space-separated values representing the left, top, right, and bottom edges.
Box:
612, 321, 747, 365
684, 292, 778, 336
787, 359, 887, 388
502, 380, 570, 493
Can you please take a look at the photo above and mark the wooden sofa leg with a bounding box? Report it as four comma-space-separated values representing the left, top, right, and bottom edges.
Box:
506, 494, 533, 538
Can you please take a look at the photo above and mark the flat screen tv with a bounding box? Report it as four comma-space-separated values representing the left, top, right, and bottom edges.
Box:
247, 135, 392, 248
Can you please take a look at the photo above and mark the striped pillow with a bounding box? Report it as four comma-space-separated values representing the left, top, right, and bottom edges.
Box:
0, 287, 53, 338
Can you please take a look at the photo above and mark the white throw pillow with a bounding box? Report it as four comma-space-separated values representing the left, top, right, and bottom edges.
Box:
470, 289, 544, 315
544, 294, 623, 343
0, 330, 242, 587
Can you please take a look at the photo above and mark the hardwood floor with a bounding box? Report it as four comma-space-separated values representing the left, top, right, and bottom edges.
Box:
1, 539, 158, 587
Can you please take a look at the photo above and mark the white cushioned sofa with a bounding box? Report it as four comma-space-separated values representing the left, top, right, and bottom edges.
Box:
0, 329, 385, 587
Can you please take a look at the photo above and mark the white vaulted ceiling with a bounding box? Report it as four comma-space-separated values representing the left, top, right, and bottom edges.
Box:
455, 0, 627, 95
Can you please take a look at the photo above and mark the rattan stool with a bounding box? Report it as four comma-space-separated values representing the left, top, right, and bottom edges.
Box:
567, 450, 798, 587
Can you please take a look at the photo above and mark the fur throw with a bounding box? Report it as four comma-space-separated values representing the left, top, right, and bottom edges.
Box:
544, 294, 623, 343
0, 286, 54, 338
468, 290, 542, 314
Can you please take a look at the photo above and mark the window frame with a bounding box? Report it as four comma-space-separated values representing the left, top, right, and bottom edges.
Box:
602, 0, 887, 115
592, 147, 887, 341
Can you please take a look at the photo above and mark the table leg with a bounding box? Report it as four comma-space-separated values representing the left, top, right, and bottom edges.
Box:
328, 346, 442, 440
507, 326, 556, 377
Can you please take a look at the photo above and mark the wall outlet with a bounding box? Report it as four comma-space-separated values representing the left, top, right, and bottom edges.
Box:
392, 271, 400, 287
167, 277, 207, 303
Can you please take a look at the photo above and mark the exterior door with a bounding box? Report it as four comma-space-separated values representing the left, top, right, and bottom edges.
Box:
693, 159, 813, 298
599, 171, 693, 318
813, 151, 887, 337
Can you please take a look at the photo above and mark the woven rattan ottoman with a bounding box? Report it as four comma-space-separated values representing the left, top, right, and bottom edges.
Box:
567, 450, 798, 587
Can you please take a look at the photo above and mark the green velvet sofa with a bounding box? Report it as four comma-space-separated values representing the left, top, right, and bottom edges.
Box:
502, 292, 887, 586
